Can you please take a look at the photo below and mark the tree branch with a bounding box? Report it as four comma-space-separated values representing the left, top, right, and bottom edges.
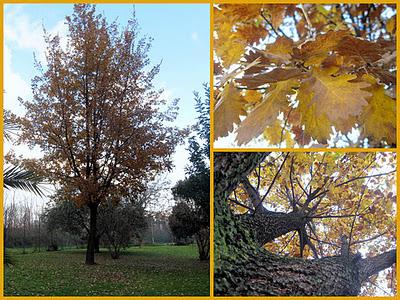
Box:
259, 153, 289, 208
358, 249, 396, 283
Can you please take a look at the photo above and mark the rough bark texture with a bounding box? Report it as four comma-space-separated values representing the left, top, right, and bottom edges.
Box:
239, 211, 307, 246
214, 152, 396, 296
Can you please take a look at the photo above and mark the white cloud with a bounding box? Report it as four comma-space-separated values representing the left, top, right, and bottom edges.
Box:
4, 7, 69, 113
191, 32, 198, 41
4, 6, 68, 64
3, 44, 31, 115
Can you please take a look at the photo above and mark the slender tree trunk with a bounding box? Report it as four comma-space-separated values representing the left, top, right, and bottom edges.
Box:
151, 217, 155, 244
38, 216, 41, 252
85, 203, 98, 265
195, 227, 210, 260
23, 216, 26, 254
214, 152, 396, 296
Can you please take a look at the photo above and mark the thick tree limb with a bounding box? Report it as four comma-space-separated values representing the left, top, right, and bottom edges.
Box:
358, 249, 396, 282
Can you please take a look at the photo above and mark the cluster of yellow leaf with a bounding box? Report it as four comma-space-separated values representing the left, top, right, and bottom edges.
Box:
214, 4, 396, 147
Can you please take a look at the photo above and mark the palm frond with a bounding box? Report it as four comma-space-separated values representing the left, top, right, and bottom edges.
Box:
4, 119, 19, 142
4, 165, 45, 196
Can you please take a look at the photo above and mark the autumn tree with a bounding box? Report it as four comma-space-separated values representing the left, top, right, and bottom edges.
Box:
13, 4, 184, 264
214, 152, 396, 296
172, 85, 210, 260
214, 4, 396, 148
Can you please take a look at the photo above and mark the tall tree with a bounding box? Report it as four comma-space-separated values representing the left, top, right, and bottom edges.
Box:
14, 4, 184, 264
172, 84, 210, 260
214, 152, 396, 296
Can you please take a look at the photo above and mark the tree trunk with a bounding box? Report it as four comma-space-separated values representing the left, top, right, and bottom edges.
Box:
195, 227, 210, 261
85, 203, 98, 265
214, 152, 396, 296
95, 235, 100, 253
38, 215, 41, 252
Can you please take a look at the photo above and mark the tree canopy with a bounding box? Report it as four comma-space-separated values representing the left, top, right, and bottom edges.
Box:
214, 4, 396, 148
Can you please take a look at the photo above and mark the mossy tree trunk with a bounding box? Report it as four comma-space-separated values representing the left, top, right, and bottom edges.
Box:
214, 152, 396, 296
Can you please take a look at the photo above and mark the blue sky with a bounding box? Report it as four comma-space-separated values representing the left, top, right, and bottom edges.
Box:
5, 4, 209, 125
4, 4, 210, 209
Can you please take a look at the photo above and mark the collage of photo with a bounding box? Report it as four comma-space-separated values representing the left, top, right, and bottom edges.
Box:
2, 1, 398, 298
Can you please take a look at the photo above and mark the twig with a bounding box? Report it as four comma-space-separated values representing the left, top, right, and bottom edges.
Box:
351, 230, 389, 245
300, 4, 313, 32
278, 231, 296, 255
260, 10, 289, 38
258, 153, 290, 208
228, 197, 254, 212
335, 170, 396, 188
347, 178, 370, 254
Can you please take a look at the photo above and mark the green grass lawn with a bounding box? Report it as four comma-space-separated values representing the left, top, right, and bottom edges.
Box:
4, 244, 209, 296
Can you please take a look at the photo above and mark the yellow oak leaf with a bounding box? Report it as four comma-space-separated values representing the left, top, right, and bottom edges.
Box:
214, 82, 246, 139
296, 85, 332, 144
214, 21, 246, 67
235, 78, 298, 145
386, 16, 396, 34
263, 36, 294, 65
301, 67, 371, 123
243, 90, 263, 104
262, 120, 283, 145
236, 23, 268, 45
358, 75, 396, 145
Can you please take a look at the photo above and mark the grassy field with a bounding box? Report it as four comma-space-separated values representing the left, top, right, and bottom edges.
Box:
4, 244, 209, 296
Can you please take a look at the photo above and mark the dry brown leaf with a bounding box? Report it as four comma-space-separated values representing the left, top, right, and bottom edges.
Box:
292, 125, 312, 145
336, 36, 385, 65
263, 36, 294, 65
293, 30, 350, 66
236, 23, 268, 45
237, 68, 307, 89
